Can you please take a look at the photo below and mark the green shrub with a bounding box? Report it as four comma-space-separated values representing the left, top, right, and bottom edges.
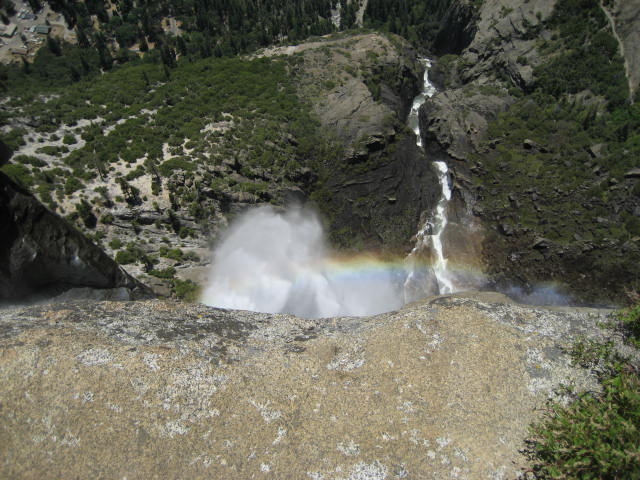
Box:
115, 250, 137, 264
149, 267, 176, 279
617, 304, 640, 348
14, 155, 46, 167
62, 133, 77, 145
0, 128, 27, 150
101, 213, 114, 224
64, 177, 84, 195
159, 246, 184, 261
109, 238, 123, 249
125, 165, 145, 181
75, 199, 97, 228
158, 157, 195, 176
36, 145, 68, 156
171, 278, 200, 302
529, 370, 640, 479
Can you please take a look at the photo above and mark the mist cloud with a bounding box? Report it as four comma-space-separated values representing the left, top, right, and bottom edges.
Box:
201, 206, 404, 318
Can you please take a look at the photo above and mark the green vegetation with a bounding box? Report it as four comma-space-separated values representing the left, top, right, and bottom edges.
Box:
1, 163, 33, 188
115, 249, 137, 265
171, 278, 200, 301
0, 0, 336, 93
114, 242, 153, 268
64, 177, 84, 195
159, 246, 184, 262
1, 52, 335, 242
526, 305, 640, 478
0, 128, 27, 150
364, 0, 454, 48
618, 304, 640, 348
75, 199, 97, 228
108, 238, 123, 250
534, 0, 628, 108
475, 0, 640, 302
62, 134, 77, 145
149, 267, 176, 279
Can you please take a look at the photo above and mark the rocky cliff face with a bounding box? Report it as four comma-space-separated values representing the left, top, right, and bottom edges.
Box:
0, 172, 150, 302
602, 0, 640, 101
1, 292, 632, 478
418, 0, 640, 302
280, 33, 441, 251
419, 0, 558, 172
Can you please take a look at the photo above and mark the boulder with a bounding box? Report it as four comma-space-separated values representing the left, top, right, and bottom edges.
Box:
624, 168, 640, 179
419, 89, 512, 161
532, 237, 552, 250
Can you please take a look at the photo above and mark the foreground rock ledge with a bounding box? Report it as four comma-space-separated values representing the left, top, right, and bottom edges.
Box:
0, 293, 621, 479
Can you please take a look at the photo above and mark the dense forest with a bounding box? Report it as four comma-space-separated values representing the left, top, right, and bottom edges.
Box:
364, 0, 457, 46
0, 0, 461, 92
0, 0, 337, 90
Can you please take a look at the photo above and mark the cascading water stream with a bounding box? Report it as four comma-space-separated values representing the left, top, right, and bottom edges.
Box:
202, 58, 459, 318
404, 59, 455, 298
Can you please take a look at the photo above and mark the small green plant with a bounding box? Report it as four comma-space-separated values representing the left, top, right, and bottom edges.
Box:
108, 238, 123, 249
64, 177, 84, 195
528, 369, 640, 479
62, 133, 77, 145
171, 278, 200, 302
115, 249, 137, 265
149, 267, 176, 279
75, 199, 97, 228
526, 303, 640, 478
159, 246, 184, 261
101, 213, 114, 224
1, 163, 33, 187
569, 338, 615, 369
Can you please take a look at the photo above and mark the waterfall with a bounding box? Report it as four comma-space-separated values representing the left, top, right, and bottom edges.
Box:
404, 59, 455, 300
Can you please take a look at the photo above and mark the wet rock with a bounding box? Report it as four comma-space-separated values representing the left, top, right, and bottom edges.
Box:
433, 0, 479, 55
418, 89, 512, 161
321, 136, 440, 250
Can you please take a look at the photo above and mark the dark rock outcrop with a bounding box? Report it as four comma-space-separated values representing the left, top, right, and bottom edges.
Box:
433, 0, 479, 55
0, 141, 11, 167
320, 136, 440, 250
0, 172, 150, 301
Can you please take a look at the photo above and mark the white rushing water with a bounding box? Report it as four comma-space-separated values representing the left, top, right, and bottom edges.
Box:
201, 206, 404, 318
404, 59, 455, 296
